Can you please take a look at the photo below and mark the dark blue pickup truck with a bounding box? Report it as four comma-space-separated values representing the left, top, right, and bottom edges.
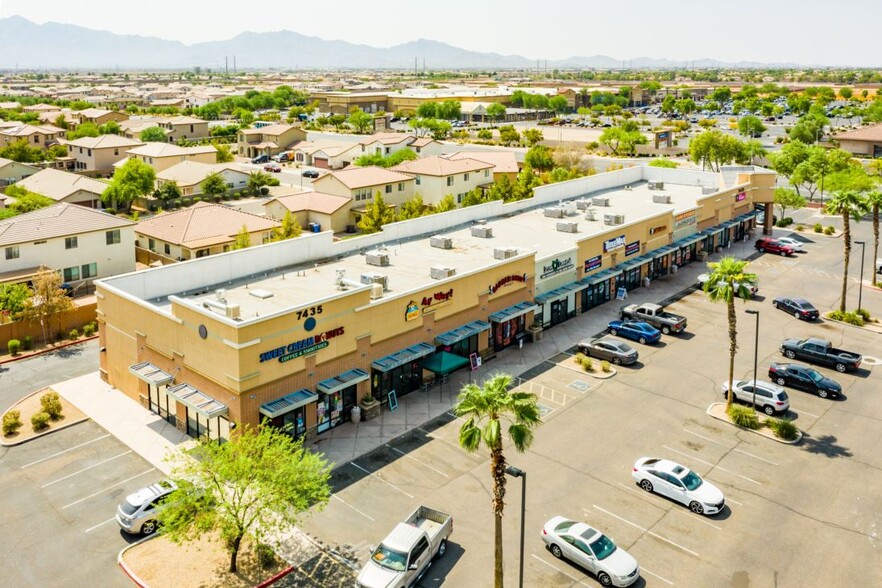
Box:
780, 337, 862, 373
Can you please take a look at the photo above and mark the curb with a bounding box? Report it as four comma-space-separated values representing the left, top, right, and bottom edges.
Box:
706, 402, 802, 445
0, 387, 90, 447
0, 335, 99, 365
255, 565, 297, 588
558, 358, 617, 379
118, 536, 155, 587
823, 315, 882, 336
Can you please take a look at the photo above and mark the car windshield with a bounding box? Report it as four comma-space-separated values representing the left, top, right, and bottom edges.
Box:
808, 370, 824, 383
589, 534, 617, 560
371, 545, 408, 571
616, 343, 634, 353
681, 470, 703, 491
120, 499, 141, 516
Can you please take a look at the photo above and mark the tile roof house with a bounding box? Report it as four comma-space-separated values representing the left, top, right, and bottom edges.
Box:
0, 202, 135, 286
64, 135, 145, 175
831, 123, 882, 157
311, 166, 415, 210
157, 116, 210, 142
73, 108, 129, 126
391, 155, 494, 206
0, 157, 39, 186
155, 161, 251, 197
124, 142, 218, 173
262, 189, 352, 234
0, 123, 65, 149
446, 150, 520, 181
14, 168, 109, 208
134, 201, 280, 261
238, 124, 307, 159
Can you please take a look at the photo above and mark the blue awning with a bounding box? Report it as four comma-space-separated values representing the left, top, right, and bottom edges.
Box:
489, 301, 538, 323
674, 233, 703, 247
535, 282, 587, 305
617, 254, 652, 272
317, 368, 369, 395
581, 268, 623, 285
372, 342, 435, 372
735, 211, 758, 222
167, 383, 229, 419
260, 389, 317, 419
700, 226, 725, 237
435, 320, 490, 346
721, 219, 739, 229
651, 245, 677, 259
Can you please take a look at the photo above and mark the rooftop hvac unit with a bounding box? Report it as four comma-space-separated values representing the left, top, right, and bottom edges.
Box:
652, 194, 672, 204
543, 207, 564, 218
430, 235, 453, 249
370, 283, 384, 300
365, 252, 390, 267
249, 288, 274, 299
430, 266, 456, 279
603, 213, 625, 226
648, 181, 665, 190
360, 273, 389, 291
471, 225, 493, 238
556, 221, 579, 233
494, 247, 518, 260
225, 304, 241, 319
561, 201, 578, 216
591, 196, 611, 207
701, 186, 718, 195
475, 219, 487, 225
575, 199, 592, 210
585, 210, 598, 221
215, 289, 227, 302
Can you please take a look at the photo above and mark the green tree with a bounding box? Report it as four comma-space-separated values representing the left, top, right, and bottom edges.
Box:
357, 192, 395, 233
326, 114, 346, 131
102, 159, 156, 211
66, 122, 100, 140
461, 188, 486, 207
428, 119, 452, 140
436, 100, 462, 120
455, 373, 541, 588
271, 211, 302, 241
839, 87, 854, 101
737, 115, 766, 137
0, 139, 45, 163
710, 86, 732, 103
485, 102, 506, 123
53, 114, 69, 129
702, 258, 758, 407
3, 185, 56, 214
417, 101, 438, 119
824, 187, 869, 312
524, 145, 554, 171
773, 187, 806, 219
674, 98, 696, 117
99, 120, 121, 135
497, 125, 520, 146
599, 126, 647, 156
139, 126, 167, 142
20, 266, 75, 345
157, 424, 331, 573
648, 158, 678, 168
355, 149, 418, 168
0, 283, 32, 319
864, 189, 882, 286
548, 95, 568, 115
740, 139, 767, 165
661, 94, 676, 114
231, 225, 252, 250
433, 194, 457, 213
157, 181, 182, 203
201, 172, 228, 199
486, 175, 514, 202
247, 171, 274, 194
214, 143, 234, 163
397, 194, 428, 220
789, 147, 853, 201
689, 129, 745, 172
347, 107, 374, 134
522, 128, 544, 147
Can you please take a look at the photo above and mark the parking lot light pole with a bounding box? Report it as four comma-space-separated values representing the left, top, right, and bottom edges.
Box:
505, 465, 526, 588
745, 310, 759, 412
855, 241, 866, 313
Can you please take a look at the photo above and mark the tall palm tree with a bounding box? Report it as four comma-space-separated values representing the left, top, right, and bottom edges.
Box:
825, 190, 869, 312
702, 258, 758, 407
456, 373, 540, 588
865, 189, 882, 287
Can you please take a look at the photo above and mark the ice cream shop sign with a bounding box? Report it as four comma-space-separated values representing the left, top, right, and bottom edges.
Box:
259, 326, 345, 363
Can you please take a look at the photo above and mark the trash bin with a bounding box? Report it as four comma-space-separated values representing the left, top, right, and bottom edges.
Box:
350, 405, 361, 424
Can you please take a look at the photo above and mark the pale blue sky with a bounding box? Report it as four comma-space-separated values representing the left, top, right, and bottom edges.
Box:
1, 0, 878, 66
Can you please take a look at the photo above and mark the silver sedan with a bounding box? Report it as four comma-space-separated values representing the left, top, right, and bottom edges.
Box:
577, 337, 639, 365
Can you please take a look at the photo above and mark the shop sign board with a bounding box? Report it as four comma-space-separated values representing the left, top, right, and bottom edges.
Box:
603, 235, 626, 252
584, 255, 602, 272
489, 274, 527, 294
674, 212, 697, 230
259, 326, 345, 363
538, 255, 575, 280
625, 240, 640, 256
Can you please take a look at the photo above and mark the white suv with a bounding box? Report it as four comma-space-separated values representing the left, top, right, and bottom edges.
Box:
116, 480, 177, 535
721, 379, 790, 415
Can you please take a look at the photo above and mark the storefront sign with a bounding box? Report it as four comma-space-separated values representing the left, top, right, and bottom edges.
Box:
674, 212, 697, 229
735, 191, 747, 202
259, 326, 345, 363
539, 256, 575, 280
420, 289, 454, 315
648, 224, 667, 236
584, 255, 602, 272
489, 274, 527, 294
603, 235, 626, 252
405, 300, 421, 321
625, 240, 640, 256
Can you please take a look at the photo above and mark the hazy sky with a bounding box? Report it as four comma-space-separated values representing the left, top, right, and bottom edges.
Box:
1, 0, 879, 66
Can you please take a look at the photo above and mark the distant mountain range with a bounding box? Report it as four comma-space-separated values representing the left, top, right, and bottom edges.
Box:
0, 16, 802, 70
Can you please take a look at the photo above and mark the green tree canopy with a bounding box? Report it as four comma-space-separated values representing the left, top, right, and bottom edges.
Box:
156, 181, 182, 203
648, 158, 678, 168
66, 122, 100, 140
347, 107, 374, 134
522, 128, 544, 147
139, 126, 168, 142
599, 126, 647, 156
433, 194, 457, 213
688, 129, 745, 172
524, 144, 554, 171
773, 187, 806, 218
436, 100, 462, 120
0, 139, 46, 163
231, 224, 252, 249
548, 95, 568, 114
0, 283, 32, 319
20, 266, 75, 344
102, 158, 156, 211
737, 115, 766, 137
99, 121, 121, 135
357, 192, 395, 233
271, 211, 302, 241
397, 194, 428, 220
200, 172, 228, 198
497, 125, 520, 146
354, 149, 418, 168
417, 101, 438, 119
486, 102, 506, 122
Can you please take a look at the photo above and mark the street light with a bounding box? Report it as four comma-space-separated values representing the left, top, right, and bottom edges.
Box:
745, 310, 760, 412
505, 465, 526, 588
855, 241, 866, 312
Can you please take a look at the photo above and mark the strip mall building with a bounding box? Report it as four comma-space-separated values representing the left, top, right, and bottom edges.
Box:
97, 165, 775, 442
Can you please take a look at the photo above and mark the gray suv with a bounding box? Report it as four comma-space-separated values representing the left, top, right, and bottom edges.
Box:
116, 480, 177, 535
721, 379, 790, 415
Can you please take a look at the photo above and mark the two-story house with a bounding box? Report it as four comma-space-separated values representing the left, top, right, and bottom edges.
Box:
155, 161, 250, 197
157, 116, 210, 142
124, 143, 218, 173
64, 135, 145, 175
15, 168, 109, 208
391, 156, 494, 206
311, 166, 415, 210
445, 150, 520, 182
0, 124, 65, 149
73, 108, 130, 127
237, 124, 307, 159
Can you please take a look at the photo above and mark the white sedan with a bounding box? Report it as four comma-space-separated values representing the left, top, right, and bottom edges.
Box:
541, 516, 640, 587
631, 457, 726, 515
775, 237, 804, 252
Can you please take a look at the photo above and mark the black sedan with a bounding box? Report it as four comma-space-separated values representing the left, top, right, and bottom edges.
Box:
768, 362, 842, 399
577, 337, 639, 365
772, 297, 819, 320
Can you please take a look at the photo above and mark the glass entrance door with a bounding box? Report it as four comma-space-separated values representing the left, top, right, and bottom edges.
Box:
316, 391, 343, 434
550, 298, 568, 327
149, 385, 176, 426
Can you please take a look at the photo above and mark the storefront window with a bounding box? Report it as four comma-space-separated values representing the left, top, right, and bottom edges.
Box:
492, 315, 526, 351
372, 361, 423, 403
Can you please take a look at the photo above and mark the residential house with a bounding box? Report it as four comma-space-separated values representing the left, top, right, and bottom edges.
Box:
0, 202, 135, 287
309, 143, 363, 170
832, 123, 882, 157
390, 156, 494, 206
409, 137, 444, 156
157, 116, 210, 142
445, 150, 520, 182
73, 108, 129, 126
22, 103, 60, 114
119, 117, 167, 141
263, 188, 352, 234
125, 143, 217, 174
311, 166, 415, 213
0, 124, 65, 149
237, 124, 307, 159
134, 201, 280, 261
0, 157, 39, 186
156, 161, 251, 197
65, 135, 145, 175
15, 168, 109, 208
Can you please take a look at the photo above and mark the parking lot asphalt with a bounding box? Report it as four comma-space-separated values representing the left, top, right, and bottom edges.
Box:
0, 420, 161, 587
301, 218, 882, 587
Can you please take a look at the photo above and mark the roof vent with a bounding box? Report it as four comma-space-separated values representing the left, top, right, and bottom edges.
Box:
366, 251, 390, 267
430, 266, 456, 279
591, 196, 611, 207
652, 194, 672, 204
471, 225, 493, 238
648, 181, 665, 190
249, 288, 274, 299
494, 247, 518, 260
556, 221, 579, 233
430, 235, 453, 249
575, 199, 592, 210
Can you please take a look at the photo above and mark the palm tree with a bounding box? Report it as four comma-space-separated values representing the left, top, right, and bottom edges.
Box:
702, 258, 758, 407
825, 190, 869, 312
865, 189, 882, 287
456, 373, 540, 588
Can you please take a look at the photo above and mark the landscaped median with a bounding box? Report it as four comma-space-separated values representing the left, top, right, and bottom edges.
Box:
706, 402, 802, 444
566, 352, 617, 379
1, 387, 87, 446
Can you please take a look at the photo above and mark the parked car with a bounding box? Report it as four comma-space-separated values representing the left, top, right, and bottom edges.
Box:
697, 273, 758, 298
577, 337, 639, 365
302, 169, 320, 178
780, 337, 862, 373
619, 302, 687, 335
116, 480, 177, 535
755, 237, 795, 256
720, 379, 790, 415
631, 457, 725, 515
775, 237, 804, 252
541, 516, 640, 587
250, 154, 269, 164
772, 297, 819, 320
606, 320, 661, 345
769, 362, 842, 398
264, 163, 281, 173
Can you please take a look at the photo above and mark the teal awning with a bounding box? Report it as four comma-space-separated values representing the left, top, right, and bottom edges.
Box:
421, 351, 470, 376
372, 342, 435, 372
436, 320, 490, 346
674, 233, 703, 247
535, 282, 587, 305
317, 368, 369, 395
582, 268, 622, 285
651, 245, 677, 259
260, 389, 317, 419
489, 301, 537, 323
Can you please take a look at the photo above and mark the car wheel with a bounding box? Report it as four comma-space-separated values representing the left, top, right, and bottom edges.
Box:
640, 479, 653, 493
550, 544, 563, 559
638, 336, 647, 344
818, 389, 828, 398
785, 350, 796, 359
437, 539, 447, 558
610, 328, 618, 336
776, 377, 786, 386
794, 311, 801, 319
772, 301, 779, 309
662, 326, 671, 335
764, 405, 775, 416
598, 572, 613, 587
612, 356, 621, 365
835, 363, 847, 373
141, 520, 157, 536
689, 501, 704, 515
780, 251, 787, 256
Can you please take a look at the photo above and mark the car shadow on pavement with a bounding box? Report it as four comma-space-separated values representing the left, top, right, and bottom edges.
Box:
800, 433, 853, 458
415, 542, 464, 588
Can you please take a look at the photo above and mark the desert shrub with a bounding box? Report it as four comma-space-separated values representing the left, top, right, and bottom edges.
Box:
574, 352, 586, 365
82, 323, 95, 337
856, 308, 871, 322
22, 336, 32, 351
173, 199, 182, 208
233, 192, 241, 200
727, 404, 760, 430
260, 186, 269, 196
105, 208, 116, 215
40, 391, 63, 420
824, 226, 834, 235
31, 411, 50, 431
601, 360, 611, 373
68, 328, 79, 339
775, 217, 793, 227
766, 417, 799, 441
2, 410, 22, 435
827, 310, 865, 326
813, 223, 823, 233
795, 224, 804, 231
583, 357, 593, 372
7, 339, 21, 356
193, 196, 202, 204
256, 543, 277, 569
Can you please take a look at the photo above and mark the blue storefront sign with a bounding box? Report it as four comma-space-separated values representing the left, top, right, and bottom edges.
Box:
625, 240, 640, 256
584, 255, 602, 272
603, 235, 626, 252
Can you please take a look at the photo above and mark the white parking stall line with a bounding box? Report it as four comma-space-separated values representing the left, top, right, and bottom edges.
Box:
663, 445, 762, 486
41, 450, 133, 489
385, 444, 449, 478
592, 504, 700, 558
349, 462, 414, 499
733, 448, 778, 466
416, 427, 484, 461
529, 554, 592, 587
332, 494, 375, 522
20, 434, 112, 469
641, 566, 675, 586
616, 482, 659, 502
725, 496, 743, 506
84, 517, 117, 534
682, 429, 731, 449
62, 468, 155, 509
798, 410, 820, 419
675, 509, 721, 530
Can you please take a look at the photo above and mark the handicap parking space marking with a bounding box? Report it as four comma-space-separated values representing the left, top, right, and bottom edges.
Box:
384, 444, 449, 478
61, 468, 155, 510
41, 450, 133, 489
592, 504, 700, 558
568, 379, 590, 393
20, 434, 112, 469
349, 462, 414, 499
663, 445, 762, 486
537, 403, 554, 418
529, 553, 593, 587
331, 494, 375, 522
